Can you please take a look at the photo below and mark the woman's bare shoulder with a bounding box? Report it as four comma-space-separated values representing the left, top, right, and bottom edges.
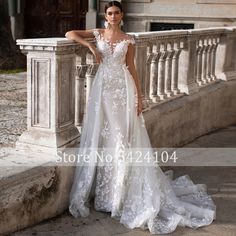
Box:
121, 31, 133, 38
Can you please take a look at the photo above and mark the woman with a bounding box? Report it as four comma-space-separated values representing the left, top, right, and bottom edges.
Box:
66, 1, 216, 234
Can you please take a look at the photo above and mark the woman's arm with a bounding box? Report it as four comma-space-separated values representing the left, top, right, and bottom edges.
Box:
126, 43, 143, 116
65, 30, 94, 47
65, 29, 102, 63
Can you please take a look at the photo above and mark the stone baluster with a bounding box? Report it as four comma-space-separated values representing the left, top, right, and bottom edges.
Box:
144, 43, 153, 107
157, 43, 168, 100
206, 37, 214, 82
196, 40, 204, 85
16, 38, 80, 152
75, 48, 88, 128
134, 37, 148, 104
201, 38, 210, 84
171, 41, 181, 95
165, 42, 175, 97
210, 37, 219, 81
150, 44, 161, 102
85, 53, 99, 103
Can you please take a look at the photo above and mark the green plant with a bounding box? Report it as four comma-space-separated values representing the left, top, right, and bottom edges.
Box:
0, 68, 26, 74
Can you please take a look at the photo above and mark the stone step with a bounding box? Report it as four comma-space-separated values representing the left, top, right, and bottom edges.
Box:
1, 148, 236, 235
0, 148, 74, 235
11, 167, 236, 236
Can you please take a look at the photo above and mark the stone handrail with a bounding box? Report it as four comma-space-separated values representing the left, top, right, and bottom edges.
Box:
16, 27, 236, 152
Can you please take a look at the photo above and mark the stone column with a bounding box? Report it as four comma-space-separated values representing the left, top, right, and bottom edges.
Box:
178, 33, 199, 94
216, 27, 236, 81
16, 38, 80, 152
86, 0, 97, 29
8, 0, 25, 40
10, 14, 24, 40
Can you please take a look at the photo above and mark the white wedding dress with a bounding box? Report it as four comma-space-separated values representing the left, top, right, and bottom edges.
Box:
69, 29, 216, 234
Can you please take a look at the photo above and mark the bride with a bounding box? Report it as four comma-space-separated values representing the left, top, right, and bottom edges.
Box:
65, 1, 216, 234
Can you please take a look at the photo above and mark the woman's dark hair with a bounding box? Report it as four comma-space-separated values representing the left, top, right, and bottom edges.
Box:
105, 1, 123, 13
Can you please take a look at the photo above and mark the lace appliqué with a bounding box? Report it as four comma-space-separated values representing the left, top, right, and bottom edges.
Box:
101, 120, 110, 140
69, 29, 216, 236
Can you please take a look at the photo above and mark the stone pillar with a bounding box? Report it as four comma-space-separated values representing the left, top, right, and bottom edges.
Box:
178, 34, 199, 94
86, 0, 97, 29
16, 38, 80, 152
10, 14, 24, 40
216, 27, 236, 81
8, 0, 25, 40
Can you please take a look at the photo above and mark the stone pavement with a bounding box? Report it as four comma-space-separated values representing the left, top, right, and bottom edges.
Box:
1, 73, 236, 236
0, 72, 27, 147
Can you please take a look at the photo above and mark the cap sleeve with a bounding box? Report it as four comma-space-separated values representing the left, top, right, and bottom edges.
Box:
128, 36, 135, 45
93, 29, 100, 39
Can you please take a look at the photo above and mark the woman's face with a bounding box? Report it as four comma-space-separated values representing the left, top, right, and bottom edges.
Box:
105, 6, 123, 26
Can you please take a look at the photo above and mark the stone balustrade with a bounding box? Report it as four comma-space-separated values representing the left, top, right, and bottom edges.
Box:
132, 30, 187, 105
16, 27, 236, 152
193, 28, 223, 85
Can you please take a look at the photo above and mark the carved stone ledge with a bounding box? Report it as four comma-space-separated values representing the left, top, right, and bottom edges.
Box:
17, 38, 81, 54
130, 31, 188, 44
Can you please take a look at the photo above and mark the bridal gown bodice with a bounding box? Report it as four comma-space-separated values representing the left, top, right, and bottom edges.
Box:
69, 29, 216, 234
93, 30, 135, 117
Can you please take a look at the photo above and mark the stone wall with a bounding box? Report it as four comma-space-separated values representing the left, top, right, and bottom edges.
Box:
98, 0, 236, 32
145, 80, 236, 147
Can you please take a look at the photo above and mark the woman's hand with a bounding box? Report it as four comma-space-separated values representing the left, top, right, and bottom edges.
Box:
88, 44, 103, 64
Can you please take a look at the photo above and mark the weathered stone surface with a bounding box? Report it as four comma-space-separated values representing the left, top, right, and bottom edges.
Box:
0, 149, 75, 236
10, 129, 236, 236
16, 39, 80, 153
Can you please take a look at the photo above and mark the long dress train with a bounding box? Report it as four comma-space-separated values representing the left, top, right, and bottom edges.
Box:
69, 29, 216, 234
